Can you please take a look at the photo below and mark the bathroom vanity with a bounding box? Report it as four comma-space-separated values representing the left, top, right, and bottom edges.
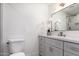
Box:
39, 35, 79, 56
41, 3, 79, 56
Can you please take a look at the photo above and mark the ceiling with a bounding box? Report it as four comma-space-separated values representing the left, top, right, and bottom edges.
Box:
62, 3, 79, 16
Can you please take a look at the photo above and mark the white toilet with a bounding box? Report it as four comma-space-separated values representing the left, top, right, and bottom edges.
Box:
8, 39, 25, 56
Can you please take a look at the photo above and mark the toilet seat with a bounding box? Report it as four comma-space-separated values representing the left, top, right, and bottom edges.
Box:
10, 52, 25, 56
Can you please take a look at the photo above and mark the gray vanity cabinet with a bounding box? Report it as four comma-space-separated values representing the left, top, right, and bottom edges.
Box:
39, 36, 79, 56
39, 36, 47, 56
64, 42, 79, 56
39, 36, 63, 56
45, 44, 63, 56
45, 38, 63, 56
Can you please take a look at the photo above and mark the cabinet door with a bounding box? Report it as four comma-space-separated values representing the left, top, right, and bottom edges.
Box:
64, 42, 79, 55
39, 36, 46, 56
45, 43, 63, 56
39, 36, 63, 56
46, 38, 63, 49
64, 51, 78, 56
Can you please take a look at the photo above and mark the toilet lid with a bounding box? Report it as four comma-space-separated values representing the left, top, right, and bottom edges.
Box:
10, 52, 25, 56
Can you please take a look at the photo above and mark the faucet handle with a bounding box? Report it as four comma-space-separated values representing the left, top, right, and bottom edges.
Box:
58, 32, 63, 36
58, 31, 66, 37
62, 34, 66, 37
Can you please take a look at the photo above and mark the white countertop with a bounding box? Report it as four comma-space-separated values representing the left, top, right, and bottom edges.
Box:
39, 35, 79, 44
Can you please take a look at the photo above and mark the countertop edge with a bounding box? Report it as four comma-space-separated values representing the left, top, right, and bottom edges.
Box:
38, 35, 79, 44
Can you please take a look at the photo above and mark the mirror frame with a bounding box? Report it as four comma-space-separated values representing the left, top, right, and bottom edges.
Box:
50, 3, 79, 31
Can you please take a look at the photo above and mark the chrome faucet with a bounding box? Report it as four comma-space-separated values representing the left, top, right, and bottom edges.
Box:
58, 32, 66, 37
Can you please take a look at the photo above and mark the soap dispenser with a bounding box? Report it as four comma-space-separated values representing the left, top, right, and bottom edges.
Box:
47, 28, 51, 35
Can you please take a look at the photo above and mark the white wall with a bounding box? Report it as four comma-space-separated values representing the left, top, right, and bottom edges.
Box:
2, 3, 48, 56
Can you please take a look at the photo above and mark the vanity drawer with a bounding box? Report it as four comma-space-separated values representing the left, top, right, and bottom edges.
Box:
46, 38, 63, 49
64, 42, 79, 55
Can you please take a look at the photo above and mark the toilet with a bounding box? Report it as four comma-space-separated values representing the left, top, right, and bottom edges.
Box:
8, 39, 25, 56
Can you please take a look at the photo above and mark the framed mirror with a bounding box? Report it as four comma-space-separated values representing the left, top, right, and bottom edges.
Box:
49, 3, 79, 31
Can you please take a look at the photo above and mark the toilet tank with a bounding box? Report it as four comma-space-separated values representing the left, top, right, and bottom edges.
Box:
8, 39, 24, 54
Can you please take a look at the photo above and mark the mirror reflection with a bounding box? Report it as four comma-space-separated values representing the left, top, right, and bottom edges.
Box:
49, 3, 79, 31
